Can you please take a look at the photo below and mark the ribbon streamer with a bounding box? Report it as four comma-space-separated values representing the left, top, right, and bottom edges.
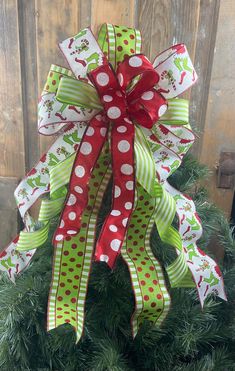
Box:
0, 24, 226, 341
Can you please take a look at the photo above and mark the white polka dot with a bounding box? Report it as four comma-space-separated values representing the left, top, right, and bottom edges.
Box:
125, 202, 132, 210
68, 212, 76, 221
103, 95, 113, 102
96, 72, 109, 86
67, 194, 77, 206
109, 225, 118, 232
80, 142, 92, 155
75, 165, 85, 178
122, 218, 128, 227
117, 125, 127, 133
55, 234, 63, 241
129, 56, 143, 67
117, 73, 124, 86
110, 239, 121, 251
114, 186, 121, 198
86, 127, 95, 136
121, 164, 133, 175
111, 210, 121, 216
100, 127, 107, 137
126, 181, 134, 190
67, 230, 77, 235
124, 118, 132, 124
100, 254, 109, 262
96, 114, 103, 121
141, 91, 154, 100
74, 186, 83, 194
60, 220, 65, 228
158, 104, 168, 117
107, 106, 121, 119
118, 140, 130, 153
116, 91, 122, 97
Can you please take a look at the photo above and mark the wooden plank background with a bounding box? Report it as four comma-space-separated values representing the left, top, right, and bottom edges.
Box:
0, 0, 234, 249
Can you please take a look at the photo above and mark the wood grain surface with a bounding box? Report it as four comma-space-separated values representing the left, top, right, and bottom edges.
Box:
199, 0, 235, 217
0, 0, 25, 177
0, 177, 19, 250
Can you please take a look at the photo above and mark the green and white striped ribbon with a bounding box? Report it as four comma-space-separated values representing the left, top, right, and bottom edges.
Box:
159, 98, 189, 124
163, 225, 194, 287
155, 189, 176, 236
50, 154, 76, 197
135, 118, 194, 288
39, 196, 66, 222
17, 192, 67, 252
151, 185, 194, 288
17, 222, 50, 251
56, 77, 102, 110
135, 125, 162, 198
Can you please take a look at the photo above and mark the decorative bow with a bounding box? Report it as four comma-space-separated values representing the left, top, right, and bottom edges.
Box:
0, 24, 226, 343
54, 54, 168, 268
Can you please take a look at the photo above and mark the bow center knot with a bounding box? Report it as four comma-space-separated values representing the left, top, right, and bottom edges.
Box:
89, 55, 168, 129
89, 64, 130, 124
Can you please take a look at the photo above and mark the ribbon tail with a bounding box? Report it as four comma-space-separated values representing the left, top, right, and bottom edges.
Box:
165, 225, 194, 288
95, 120, 135, 268
53, 115, 108, 243
134, 125, 159, 197
165, 181, 227, 306
146, 100, 226, 305
121, 184, 170, 335
153, 185, 189, 285
48, 149, 112, 341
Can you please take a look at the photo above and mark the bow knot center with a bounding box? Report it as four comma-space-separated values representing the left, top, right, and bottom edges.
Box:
89, 56, 170, 129
101, 88, 130, 123
89, 64, 131, 123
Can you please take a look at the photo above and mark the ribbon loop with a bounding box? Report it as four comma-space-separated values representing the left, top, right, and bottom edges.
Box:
153, 44, 197, 99
38, 64, 97, 136
116, 54, 159, 92
59, 28, 104, 80
56, 76, 102, 110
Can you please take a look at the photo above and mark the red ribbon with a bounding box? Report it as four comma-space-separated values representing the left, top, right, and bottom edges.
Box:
54, 54, 168, 268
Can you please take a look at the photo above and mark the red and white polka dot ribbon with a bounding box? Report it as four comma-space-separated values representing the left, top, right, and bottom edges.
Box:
54, 54, 168, 267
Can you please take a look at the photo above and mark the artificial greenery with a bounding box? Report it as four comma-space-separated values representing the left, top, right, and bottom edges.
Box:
0, 154, 234, 371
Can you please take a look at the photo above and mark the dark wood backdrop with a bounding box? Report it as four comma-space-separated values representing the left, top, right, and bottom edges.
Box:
0, 0, 234, 249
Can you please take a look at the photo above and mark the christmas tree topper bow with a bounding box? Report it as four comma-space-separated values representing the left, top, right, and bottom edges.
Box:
0, 24, 226, 343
